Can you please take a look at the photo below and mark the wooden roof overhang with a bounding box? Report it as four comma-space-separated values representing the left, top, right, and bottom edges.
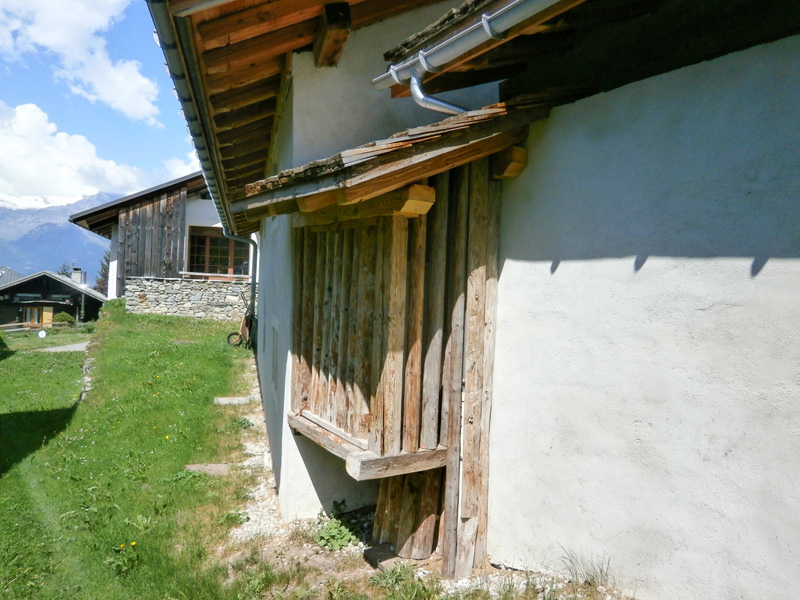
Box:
378, 0, 800, 107
231, 102, 548, 222
147, 0, 446, 237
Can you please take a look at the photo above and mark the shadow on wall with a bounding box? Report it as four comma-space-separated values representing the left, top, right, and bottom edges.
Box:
500, 146, 800, 277
0, 403, 78, 476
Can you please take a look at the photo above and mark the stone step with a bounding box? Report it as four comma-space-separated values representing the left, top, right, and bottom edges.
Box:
214, 396, 252, 405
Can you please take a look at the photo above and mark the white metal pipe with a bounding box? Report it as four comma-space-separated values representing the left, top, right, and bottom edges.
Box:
410, 76, 466, 115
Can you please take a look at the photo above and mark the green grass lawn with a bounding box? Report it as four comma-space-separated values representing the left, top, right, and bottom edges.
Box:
0, 300, 255, 600
1, 326, 94, 352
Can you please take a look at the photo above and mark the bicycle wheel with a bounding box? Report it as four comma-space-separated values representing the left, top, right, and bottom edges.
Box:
227, 332, 244, 347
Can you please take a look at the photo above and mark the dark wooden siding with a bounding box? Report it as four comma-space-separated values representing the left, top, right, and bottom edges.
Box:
116, 189, 186, 296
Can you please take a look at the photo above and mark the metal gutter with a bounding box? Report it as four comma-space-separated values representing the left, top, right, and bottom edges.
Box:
146, 0, 259, 305
373, 0, 564, 90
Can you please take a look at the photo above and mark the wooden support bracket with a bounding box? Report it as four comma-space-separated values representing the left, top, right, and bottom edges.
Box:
313, 3, 352, 68
490, 146, 528, 179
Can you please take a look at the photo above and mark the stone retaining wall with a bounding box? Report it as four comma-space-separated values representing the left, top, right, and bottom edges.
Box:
124, 277, 251, 321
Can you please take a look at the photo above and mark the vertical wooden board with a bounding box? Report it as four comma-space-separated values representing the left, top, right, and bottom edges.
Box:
372, 477, 390, 545
403, 215, 426, 453
326, 230, 344, 424
409, 467, 443, 559
144, 200, 154, 277
461, 157, 489, 520
441, 165, 470, 579
309, 231, 327, 416
163, 195, 175, 276
137, 202, 147, 278
454, 517, 479, 580
129, 204, 140, 277
117, 209, 129, 296
345, 226, 362, 437
291, 228, 305, 413
335, 228, 353, 433
385, 474, 405, 548
298, 229, 317, 412
382, 216, 408, 456
421, 173, 449, 449
396, 472, 425, 558
176, 189, 187, 273
474, 179, 501, 566
367, 221, 385, 455
317, 231, 336, 419
156, 194, 167, 276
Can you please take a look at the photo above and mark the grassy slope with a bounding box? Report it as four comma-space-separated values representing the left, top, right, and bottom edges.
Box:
0, 301, 251, 600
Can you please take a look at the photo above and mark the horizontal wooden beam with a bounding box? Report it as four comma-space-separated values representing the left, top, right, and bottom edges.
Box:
203, 21, 317, 72
346, 448, 447, 481
490, 145, 528, 179
292, 184, 434, 227
205, 57, 284, 94
287, 411, 360, 461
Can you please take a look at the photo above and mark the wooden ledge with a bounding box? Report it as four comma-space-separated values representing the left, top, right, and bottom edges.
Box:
287, 412, 446, 481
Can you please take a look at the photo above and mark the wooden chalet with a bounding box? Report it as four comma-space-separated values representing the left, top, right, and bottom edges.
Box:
149, 0, 800, 594
0, 270, 106, 325
70, 172, 253, 299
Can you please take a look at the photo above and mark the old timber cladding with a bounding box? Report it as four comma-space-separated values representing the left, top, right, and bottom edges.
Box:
116, 188, 186, 296
290, 158, 498, 570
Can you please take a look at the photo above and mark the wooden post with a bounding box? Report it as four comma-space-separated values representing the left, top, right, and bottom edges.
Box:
327, 230, 344, 424
381, 216, 408, 456
335, 228, 353, 432
291, 228, 305, 413
474, 179, 501, 566
367, 222, 384, 454
403, 214, 426, 452
297, 229, 317, 413
309, 231, 327, 416
421, 172, 449, 449
345, 226, 362, 438
441, 165, 469, 579
312, 3, 351, 68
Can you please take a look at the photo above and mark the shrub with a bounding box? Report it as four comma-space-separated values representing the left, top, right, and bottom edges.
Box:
52, 312, 75, 324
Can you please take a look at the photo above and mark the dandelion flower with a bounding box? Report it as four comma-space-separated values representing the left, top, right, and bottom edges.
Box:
131, 542, 136, 546
166, 436, 169, 439
120, 544, 125, 548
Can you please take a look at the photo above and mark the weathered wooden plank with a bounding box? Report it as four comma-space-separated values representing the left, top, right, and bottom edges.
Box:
474, 179, 501, 566
298, 229, 317, 412
205, 56, 284, 94
326, 230, 344, 425
313, 3, 351, 68
291, 184, 434, 227
300, 410, 367, 450
335, 228, 353, 433
163, 194, 175, 277
381, 216, 408, 456
372, 478, 390, 544
441, 165, 469, 579
175, 189, 187, 277
385, 475, 404, 547
396, 472, 424, 558
345, 226, 362, 437
317, 231, 335, 418
367, 221, 385, 455
420, 173, 449, 449
143, 201, 153, 277
409, 468, 443, 559
117, 208, 128, 296
402, 214, 426, 452
461, 157, 489, 520
454, 516, 479, 580
291, 228, 305, 413
309, 231, 327, 416
345, 447, 446, 481
287, 412, 359, 462
129, 203, 140, 278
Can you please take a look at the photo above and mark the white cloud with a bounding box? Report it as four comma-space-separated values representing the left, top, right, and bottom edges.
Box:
163, 150, 201, 180
0, 101, 147, 209
0, 0, 160, 124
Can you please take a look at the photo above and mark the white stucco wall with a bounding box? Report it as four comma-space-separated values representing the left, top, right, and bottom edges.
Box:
185, 194, 222, 228
488, 36, 800, 599
291, 0, 497, 167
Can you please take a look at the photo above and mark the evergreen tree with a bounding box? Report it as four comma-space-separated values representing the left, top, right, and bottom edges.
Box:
57, 261, 71, 277
94, 249, 111, 296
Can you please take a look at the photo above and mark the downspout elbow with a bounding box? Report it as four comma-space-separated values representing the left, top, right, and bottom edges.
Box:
409, 76, 466, 116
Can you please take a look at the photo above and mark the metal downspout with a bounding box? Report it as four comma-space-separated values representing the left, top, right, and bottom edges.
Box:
409, 75, 466, 115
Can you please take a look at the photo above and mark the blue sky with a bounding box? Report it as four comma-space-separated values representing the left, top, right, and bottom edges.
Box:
0, 0, 199, 209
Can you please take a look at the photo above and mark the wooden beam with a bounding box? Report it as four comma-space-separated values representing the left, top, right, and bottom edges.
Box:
313, 3, 351, 68
205, 57, 284, 94
287, 412, 360, 461
209, 80, 281, 113
291, 184, 434, 227
402, 213, 426, 453
203, 21, 317, 72
490, 145, 528, 179
346, 448, 446, 481
300, 409, 367, 450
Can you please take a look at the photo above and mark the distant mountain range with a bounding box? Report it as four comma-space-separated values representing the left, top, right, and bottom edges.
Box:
0, 194, 113, 284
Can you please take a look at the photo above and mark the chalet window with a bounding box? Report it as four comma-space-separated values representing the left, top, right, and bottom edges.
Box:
188, 227, 250, 275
